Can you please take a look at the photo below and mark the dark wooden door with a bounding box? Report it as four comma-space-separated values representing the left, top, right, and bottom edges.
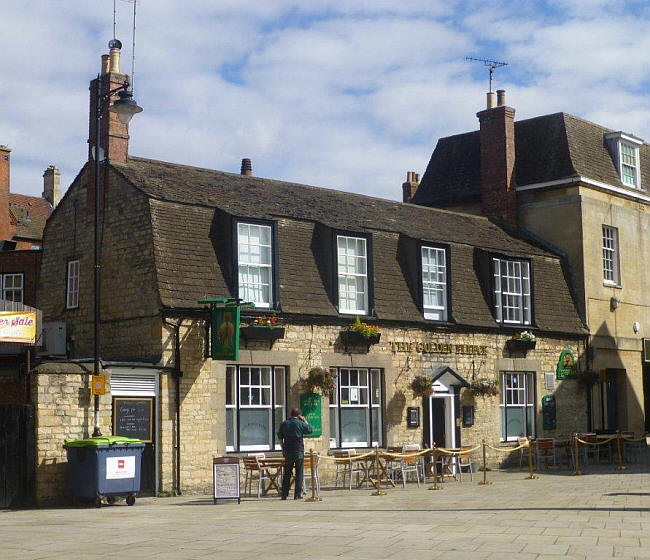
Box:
0, 404, 35, 508
430, 398, 446, 448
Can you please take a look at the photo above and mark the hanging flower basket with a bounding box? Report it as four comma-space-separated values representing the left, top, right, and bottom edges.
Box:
410, 374, 433, 398
301, 367, 337, 396
468, 378, 499, 397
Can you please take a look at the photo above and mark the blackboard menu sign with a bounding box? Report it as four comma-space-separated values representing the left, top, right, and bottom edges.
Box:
213, 457, 240, 504
300, 393, 322, 438
113, 398, 153, 442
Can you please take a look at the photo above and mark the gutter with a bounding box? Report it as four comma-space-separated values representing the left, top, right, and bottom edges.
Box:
163, 318, 183, 496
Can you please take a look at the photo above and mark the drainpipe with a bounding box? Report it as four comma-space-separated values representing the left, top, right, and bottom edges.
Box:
163, 319, 183, 495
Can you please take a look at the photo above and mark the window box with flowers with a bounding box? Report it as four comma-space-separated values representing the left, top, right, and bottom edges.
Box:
506, 331, 536, 352
240, 316, 285, 347
340, 317, 381, 350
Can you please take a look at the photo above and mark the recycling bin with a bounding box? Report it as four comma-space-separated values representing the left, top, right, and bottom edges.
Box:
64, 435, 145, 506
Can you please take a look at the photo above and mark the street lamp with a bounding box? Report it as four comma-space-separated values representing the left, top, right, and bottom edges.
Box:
91, 70, 142, 437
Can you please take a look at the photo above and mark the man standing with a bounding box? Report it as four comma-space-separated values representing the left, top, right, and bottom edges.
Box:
277, 408, 313, 500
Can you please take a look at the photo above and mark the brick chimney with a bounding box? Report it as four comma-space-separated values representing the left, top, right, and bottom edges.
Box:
0, 145, 12, 242
88, 40, 131, 165
402, 171, 420, 203
240, 158, 253, 176
42, 165, 61, 208
87, 40, 131, 217
476, 89, 517, 229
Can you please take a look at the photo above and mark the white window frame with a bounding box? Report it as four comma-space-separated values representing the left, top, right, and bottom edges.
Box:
602, 225, 620, 286
493, 258, 531, 325
66, 260, 80, 309
500, 371, 536, 441
337, 235, 369, 315
225, 365, 286, 452
1, 273, 24, 304
619, 142, 640, 188
329, 367, 382, 448
421, 246, 447, 321
237, 222, 273, 309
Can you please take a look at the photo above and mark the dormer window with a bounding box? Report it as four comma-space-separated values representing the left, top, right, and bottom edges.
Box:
605, 131, 643, 190
237, 221, 274, 308
493, 257, 532, 325
620, 143, 639, 187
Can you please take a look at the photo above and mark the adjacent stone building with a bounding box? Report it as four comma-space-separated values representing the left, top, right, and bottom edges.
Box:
33, 44, 589, 503
412, 90, 650, 435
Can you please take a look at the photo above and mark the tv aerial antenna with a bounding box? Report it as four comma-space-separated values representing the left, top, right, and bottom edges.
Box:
112, 0, 139, 92
465, 57, 508, 92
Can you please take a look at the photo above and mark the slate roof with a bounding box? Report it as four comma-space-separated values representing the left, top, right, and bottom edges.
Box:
413, 112, 650, 207
111, 157, 587, 335
8, 193, 53, 241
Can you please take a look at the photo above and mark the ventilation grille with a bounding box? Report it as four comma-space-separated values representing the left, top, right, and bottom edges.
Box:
111, 373, 157, 396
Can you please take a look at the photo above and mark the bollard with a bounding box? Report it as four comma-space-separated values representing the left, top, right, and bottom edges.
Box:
371, 445, 386, 496
572, 433, 582, 476
305, 448, 322, 502
478, 439, 490, 485
526, 439, 538, 480
616, 430, 627, 471
428, 447, 441, 490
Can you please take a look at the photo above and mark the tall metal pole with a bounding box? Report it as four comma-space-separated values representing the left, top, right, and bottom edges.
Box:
92, 75, 102, 438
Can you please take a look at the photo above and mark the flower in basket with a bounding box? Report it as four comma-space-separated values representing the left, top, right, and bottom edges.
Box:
250, 315, 281, 329
410, 374, 433, 398
302, 367, 337, 396
513, 331, 535, 342
468, 378, 499, 397
349, 316, 380, 339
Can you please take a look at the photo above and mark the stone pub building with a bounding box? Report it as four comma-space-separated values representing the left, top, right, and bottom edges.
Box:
33, 44, 588, 502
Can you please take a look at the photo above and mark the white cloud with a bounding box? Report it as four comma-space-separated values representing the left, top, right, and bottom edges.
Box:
0, 0, 648, 202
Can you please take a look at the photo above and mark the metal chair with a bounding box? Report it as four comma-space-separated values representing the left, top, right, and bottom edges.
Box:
457, 446, 475, 482
518, 436, 530, 469
333, 449, 363, 490
242, 453, 268, 498
398, 444, 422, 488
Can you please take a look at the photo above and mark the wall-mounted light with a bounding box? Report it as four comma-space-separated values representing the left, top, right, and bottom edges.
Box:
633, 322, 640, 334
610, 296, 620, 311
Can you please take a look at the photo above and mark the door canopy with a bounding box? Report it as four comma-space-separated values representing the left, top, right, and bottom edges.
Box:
430, 365, 470, 393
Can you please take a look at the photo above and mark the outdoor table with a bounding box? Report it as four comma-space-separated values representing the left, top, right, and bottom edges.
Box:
257, 457, 284, 496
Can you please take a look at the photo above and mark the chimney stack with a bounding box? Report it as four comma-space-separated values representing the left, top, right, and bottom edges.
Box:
240, 158, 253, 176
87, 40, 131, 217
43, 165, 61, 208
0, 145, 12, 242
402, 171, 420, 203
476, 89, 517, 229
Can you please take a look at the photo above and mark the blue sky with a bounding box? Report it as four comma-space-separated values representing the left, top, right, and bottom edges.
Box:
1, 0, 649, 200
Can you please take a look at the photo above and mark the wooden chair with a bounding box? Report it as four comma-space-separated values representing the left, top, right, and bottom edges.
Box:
535, 438, 556, 469
242, 454, 268, 498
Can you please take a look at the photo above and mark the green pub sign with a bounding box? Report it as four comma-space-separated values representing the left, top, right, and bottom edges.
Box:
212, 306, 240, 361
556, 349, 579, 380
300, 393, 322, 438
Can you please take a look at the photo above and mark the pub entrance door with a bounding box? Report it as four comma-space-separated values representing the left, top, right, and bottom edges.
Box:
110, 370, 158, 496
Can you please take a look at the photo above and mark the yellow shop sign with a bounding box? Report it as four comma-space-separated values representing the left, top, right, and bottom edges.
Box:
0, 311, 37, 344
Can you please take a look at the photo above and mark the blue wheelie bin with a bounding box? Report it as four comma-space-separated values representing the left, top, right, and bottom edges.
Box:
64, 436, 145, 507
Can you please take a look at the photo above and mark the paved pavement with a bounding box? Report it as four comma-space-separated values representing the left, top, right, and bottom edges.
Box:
2, 466, 650, 559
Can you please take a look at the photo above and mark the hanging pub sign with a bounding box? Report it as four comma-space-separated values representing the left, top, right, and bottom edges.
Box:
556, 349, 579, 380
199, 297, 252, 361
0, 311, 36, 344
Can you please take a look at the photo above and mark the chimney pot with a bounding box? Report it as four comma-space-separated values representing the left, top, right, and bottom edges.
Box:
101, 54, 110, 75
108, 41, 121, 74
486, 92, 496, 109
241, 158, 253, 176
402, 170, 420, 203
497, 89, 506, 107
